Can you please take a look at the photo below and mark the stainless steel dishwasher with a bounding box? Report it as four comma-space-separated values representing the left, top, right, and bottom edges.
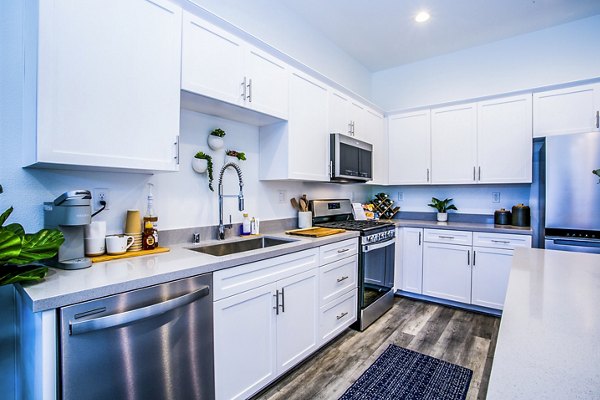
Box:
59, 273, 214, 400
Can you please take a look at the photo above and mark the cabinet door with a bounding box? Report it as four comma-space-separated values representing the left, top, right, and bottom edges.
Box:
471, 247, 513, 310
349, 101, 367, 140
431, 103, 477, 184
182, 12, 245, 106
214, 283, 277, 400
401, 228, 424, 294
388, 110, 431, 184
477, 94, 532, 183
423, 242, 471, 303
365, 108, 387, 185
36, 0, 181, 171
276, 269, 319, 375
533, 83, 600, 138
329, 91, 352, 135
288, 71, 329, 181
245, 46, 289, 119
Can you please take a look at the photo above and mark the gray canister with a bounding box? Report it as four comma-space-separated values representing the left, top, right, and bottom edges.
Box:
511, 204, 530, 227
494, 208, 512, 225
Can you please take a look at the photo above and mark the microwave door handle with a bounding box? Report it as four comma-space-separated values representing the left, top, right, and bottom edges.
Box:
363, 237, 396, 253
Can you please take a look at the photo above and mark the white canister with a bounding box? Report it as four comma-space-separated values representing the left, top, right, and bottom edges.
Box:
298, 211, 312, 229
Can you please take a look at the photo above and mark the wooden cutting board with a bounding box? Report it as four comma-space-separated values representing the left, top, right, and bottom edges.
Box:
90, 246, 170, 263
285, 227, 346, 237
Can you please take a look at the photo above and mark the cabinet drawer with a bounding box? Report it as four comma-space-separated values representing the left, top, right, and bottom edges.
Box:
424, 229, 473, 246
319, 289, 357, 345
319, 255, 358, 305
319, 238, 358, 265
473, 232, 532, 249
213, 248, 318, 301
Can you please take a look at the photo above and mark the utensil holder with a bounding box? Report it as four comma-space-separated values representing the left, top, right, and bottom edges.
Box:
298, 211, 312, 229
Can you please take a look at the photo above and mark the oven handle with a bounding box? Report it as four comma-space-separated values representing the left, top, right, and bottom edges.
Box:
363, 237, 396, 253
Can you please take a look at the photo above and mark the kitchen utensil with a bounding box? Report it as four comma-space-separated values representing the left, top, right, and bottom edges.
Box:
105, 234, 135, 255
290, 198, 300, 210
494, 208, 512, 225
299, 197, 308, 212
84, 237, 106, 256
298, 211, 312, 229
511, 204, 530, 227
125, 210, 142, 234
285, 227, 346, 237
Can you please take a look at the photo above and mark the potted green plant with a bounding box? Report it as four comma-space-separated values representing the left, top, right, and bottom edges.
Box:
0, 185, 64, 286
427, 197, 458, 222
193, 152, 214, 191
208, 128, 226, 150
225, 150, 246, 164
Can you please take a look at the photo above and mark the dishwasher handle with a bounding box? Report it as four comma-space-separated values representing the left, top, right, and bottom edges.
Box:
70, 285, 210, 336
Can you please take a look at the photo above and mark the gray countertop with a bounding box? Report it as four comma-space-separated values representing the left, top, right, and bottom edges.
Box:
487, 248, 600, 399
389, 218, 533, 235
17, 231, 359, 312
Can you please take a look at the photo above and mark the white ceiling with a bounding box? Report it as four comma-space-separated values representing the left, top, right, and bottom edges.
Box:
279, 0, 600, 72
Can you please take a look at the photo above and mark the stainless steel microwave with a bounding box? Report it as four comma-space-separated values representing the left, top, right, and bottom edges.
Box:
329, 133, 373, 183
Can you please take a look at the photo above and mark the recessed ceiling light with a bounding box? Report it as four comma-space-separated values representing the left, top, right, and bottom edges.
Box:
415, 11, 430, 23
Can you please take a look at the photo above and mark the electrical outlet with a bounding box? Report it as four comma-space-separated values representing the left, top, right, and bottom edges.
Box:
278, 190, 287, 204
93, 188, 110, 211
397, 192, 404, 201
492, 192, 501, 203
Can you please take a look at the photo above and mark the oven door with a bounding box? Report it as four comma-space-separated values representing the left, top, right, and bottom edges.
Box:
360, 237, 395, 309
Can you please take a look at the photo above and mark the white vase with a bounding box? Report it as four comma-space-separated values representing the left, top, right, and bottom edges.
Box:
225, 155, 239, 165
207, 135, 224, 150
437, 212, 448, 222
192, 158, 208, 173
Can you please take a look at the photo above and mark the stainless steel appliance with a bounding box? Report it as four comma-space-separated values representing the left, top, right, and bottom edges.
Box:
329, 133, 373, 183
44, 190, 92, 269
542, 131, 600, 253
59, 273, 214, 399
312, 199, 395, 331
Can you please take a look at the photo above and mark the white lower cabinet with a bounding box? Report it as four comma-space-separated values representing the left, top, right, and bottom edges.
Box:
319, 289, 357, 344
423, 242, 472, 303
399, 228, 423, 293
471, 247, 513, 310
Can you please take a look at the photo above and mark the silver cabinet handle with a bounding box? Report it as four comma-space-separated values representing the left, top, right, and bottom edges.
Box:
336, 311, 348, 320
467, 250, 470, 266
491, 239, 510, 244
478, 166, 481, 181
473, 250, 476, 266
473, 166, 476, 181
70, 286, 210, 335
247, 78, 252, 102
174, 135, 180, 164
241, 76, 247, 99
273, 290, 280, 315
438, 235, 455, 240
348, 121, 353, 135
337, 248, 350, 254
418, 232, 422, 246
337, 276, 349, 283
426, 168, 430, 182
280, 287, 285, 313
596, 111, 599, 129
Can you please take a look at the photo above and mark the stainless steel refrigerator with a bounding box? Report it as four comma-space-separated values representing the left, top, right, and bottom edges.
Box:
542, 131, 600, 253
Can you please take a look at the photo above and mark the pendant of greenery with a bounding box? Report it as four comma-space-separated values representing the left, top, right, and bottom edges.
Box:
427, 197, 458, 213
0, 185, 65, 286
225, 150, 247, 161
194, 152, 214, 191
210, 128, 226, 137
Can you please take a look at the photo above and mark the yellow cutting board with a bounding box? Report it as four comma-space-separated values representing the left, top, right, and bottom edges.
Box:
285, 227, 346, 237
90, 246, 170, 263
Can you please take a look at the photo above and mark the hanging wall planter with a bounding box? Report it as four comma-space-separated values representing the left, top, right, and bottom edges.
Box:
192, 158, 208, 174
207, 128, 226, 151
193, 152, 214, 191
225, 150, 246, 165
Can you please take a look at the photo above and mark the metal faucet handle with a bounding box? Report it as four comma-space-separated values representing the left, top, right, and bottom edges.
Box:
226, 215, 232, 228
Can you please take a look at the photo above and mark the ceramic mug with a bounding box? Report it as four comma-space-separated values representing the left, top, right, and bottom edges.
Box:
84, 237, 106, 256
105, 234, 134, 255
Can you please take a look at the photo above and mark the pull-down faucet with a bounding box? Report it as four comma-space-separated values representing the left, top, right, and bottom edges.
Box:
218, 162, 244, 240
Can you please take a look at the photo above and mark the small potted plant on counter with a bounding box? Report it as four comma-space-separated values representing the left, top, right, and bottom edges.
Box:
225, 149, 246, 164
428, 197, 458, 222
207, 128, 226, 150
193, 152, 214, 191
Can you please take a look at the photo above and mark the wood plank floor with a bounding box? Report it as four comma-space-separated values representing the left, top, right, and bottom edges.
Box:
253, 296, 500, 400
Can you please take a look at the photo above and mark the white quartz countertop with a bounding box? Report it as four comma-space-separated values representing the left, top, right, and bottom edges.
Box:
17, 231, 359, 312
390, 218, 533, 235
487, 248, 600, 399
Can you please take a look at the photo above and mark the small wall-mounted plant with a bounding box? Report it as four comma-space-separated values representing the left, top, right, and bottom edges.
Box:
593, 168, 600, 184
211, 128, 226, 138
428, 197, 458, 222
208, 128, 226, 150
193, 151, 214, 191
226, 150, 247, 161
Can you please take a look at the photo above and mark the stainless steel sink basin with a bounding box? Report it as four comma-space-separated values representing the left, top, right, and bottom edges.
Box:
187, 236, 297, 257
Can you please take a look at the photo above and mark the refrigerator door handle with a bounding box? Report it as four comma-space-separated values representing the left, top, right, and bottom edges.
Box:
70, 285, 210, 335
552, 239, 600, 248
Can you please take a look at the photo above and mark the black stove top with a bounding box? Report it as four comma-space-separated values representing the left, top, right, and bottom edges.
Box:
316, 220, 394, 235
310, 199, 395, 236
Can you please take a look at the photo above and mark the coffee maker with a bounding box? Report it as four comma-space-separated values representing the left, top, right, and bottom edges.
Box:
44, 190, 93, 270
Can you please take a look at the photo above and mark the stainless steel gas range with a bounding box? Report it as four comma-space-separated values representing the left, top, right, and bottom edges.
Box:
311, 199, 395, 331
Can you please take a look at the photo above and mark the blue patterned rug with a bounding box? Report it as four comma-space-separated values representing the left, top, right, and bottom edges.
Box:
339, 344, 472, 400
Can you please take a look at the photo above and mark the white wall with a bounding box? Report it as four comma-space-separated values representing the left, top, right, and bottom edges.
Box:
185, 0, 372, 99
372, 14, 600, 111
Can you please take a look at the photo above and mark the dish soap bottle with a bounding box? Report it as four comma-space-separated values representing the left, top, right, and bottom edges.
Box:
143, 183, 158, 249
242, 213, 251, 235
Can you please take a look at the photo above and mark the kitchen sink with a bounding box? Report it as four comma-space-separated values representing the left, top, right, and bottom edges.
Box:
187, 236, 298, 257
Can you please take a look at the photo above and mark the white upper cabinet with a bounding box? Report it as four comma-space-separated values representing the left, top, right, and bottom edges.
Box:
477, 94, 532, 183
328, 91, 352, 135
26, 0, 182, 172
533, 83, 600, 138
388, 110, 432, 185
349, 101, 368, 141
365, 108, 387, 185
431, 103, 478, 184
182, 12, 289, 120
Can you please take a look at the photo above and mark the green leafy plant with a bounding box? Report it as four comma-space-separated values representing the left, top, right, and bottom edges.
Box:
226, 150, 247, 161
427, 197, 458, 213
0, 185, 64, 286
593, 169, 600, 184
194, 151, 214, 191
210, 128, 226, 138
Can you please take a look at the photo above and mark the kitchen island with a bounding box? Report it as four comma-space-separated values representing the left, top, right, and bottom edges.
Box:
487, 247, 600, 399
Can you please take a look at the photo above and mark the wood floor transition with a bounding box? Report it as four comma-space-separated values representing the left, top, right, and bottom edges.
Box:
253, 296, 500, 400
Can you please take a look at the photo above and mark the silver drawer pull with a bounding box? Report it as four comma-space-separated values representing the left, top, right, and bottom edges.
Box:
438, 235, 455, 239
337, 248, 350, 253
491, 240, 510, 244
337, 276, 349, 283
336, 311, 348, 320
